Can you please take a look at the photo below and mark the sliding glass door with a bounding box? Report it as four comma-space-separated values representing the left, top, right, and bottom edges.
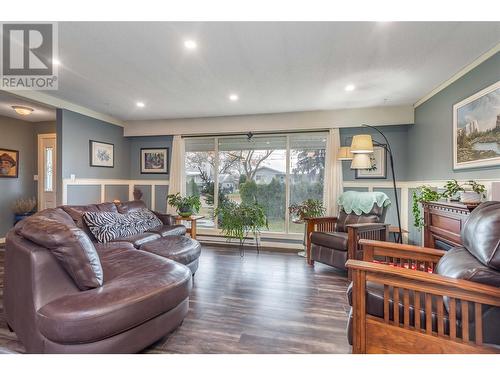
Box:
184, 132, 327, 234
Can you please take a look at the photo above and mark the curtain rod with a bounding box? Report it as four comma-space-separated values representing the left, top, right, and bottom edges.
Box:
181, 128, 330, 139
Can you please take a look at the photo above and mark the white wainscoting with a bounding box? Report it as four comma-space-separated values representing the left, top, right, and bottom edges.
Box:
58, 177, 500, 249
62, 178, 169, 211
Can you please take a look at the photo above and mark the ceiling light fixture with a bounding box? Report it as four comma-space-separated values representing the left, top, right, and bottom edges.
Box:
184, 40, 197, 50
229, 94, 239, 102
12, 106, 34, 116
345, 84, 356, 92
136, 102, 145, 108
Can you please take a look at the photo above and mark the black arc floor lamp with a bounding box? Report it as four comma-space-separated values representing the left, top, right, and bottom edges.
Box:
341, 124, 403, 244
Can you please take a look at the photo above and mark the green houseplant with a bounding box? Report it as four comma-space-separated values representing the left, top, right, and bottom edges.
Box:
167, 193, 201, 217
412, 179, 486, 230
214, 201, 268, 255
288, 199, 325, 222
442, 179, 486, 203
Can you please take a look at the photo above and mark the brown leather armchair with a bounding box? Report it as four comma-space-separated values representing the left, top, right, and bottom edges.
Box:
305, 203, 389, 279
346, 201, 500, 354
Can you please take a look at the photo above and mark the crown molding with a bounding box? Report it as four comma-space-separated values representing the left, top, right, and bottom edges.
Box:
414, 42, 500, 108
1, 90, 125, 127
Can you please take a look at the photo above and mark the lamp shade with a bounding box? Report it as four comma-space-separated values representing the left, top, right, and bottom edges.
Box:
336, 146, 353, 160
350, 134, 374, 153
350, 153, 372, 169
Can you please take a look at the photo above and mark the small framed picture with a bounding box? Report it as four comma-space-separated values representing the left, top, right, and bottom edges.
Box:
0, 148, 19, 178
89, 140, 114, 168
141, 148, 169, 174
355, 146, 387, 179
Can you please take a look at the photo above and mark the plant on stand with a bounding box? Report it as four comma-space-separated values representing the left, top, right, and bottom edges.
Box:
12, 197, 37, 224
289, 199, 326, 257
288, 198, 325, 222
167, 193, 201, 217
214, 201, 268, 256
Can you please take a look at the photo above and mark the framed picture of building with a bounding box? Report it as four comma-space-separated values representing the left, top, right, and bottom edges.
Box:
0, 148, 19, 178
453, 80, 500, 170
141, 148, 169, 174
89, 140, 114, 168
355, 146, 387, 179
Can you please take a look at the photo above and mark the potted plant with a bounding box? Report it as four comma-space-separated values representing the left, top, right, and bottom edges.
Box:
214, 201, 268, 255
412, 179, 486, 230
412, 186, 441, 230
442, 179, 486, 204
288, 199, 325, 222
167, 193, 201, 217
12, 197, 37, 224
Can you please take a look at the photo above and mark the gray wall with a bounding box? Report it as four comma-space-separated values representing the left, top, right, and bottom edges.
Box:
0, 116, 55, 237
408, 52, 500, 181
129, 135, 172, 180
59, 109, 131, 180
340, 124, 411, 182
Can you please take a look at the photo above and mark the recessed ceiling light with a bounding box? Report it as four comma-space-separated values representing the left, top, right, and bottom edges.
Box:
12, 106, 34, 116
345, 84, 356, 92
229, 94, 239, 102
136, 102, 145, 108
184, 40, 197, 50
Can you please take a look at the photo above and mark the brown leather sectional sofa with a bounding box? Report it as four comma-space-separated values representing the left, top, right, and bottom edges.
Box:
4, 200, 201, 353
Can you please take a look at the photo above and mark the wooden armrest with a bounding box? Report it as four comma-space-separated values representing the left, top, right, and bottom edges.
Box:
346, 223, 389, 231
304, 216, 338, 223
346, 259, 500, 304
359, 239, 445, 263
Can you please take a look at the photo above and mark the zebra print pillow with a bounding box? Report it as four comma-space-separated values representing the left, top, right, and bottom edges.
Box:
83, 208, 162, 243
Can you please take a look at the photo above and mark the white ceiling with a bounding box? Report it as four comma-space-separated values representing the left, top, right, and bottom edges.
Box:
41, 22, 500, 121
0, 92, 56, 122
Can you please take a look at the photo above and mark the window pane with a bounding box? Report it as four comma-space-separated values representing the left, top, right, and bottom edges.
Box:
289, 133, 327, 233
44, 147, 53, 192
185, 138, 216, 228
218, 136, 287, 232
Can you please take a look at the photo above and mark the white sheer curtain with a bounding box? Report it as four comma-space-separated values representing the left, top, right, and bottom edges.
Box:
323, 128, 343, 216
167, 135, 185, 214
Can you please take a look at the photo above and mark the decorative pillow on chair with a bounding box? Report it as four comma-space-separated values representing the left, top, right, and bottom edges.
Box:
83, 208, 162, 243
18, 216, 103, 290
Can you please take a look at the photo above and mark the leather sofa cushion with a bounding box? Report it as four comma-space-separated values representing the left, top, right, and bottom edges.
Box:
36, 246, 192, 344
116, 200, 147, 214
110, 232, 161, 248
153, 211, 176, 226
147, 224, 187, 237
461, 201, 500, 270
310, 231, 348, 250
17, 215, 103, 290
436, 246, 500, 288
140, 236, 201, 265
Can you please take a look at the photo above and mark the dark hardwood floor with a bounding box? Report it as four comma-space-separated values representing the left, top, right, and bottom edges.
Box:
0, 245, 352, 354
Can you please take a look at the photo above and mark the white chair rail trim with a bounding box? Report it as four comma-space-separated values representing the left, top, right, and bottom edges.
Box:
62, 178, 169, 211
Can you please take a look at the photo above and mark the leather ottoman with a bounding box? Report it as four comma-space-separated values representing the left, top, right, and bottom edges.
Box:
140, 235, 201, 275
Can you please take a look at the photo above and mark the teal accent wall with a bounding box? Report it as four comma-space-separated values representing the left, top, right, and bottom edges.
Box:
408, 52, 500, 181
58, 109, 131, 180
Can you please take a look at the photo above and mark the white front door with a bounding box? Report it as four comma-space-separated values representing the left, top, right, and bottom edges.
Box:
38, 134, 57, 210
